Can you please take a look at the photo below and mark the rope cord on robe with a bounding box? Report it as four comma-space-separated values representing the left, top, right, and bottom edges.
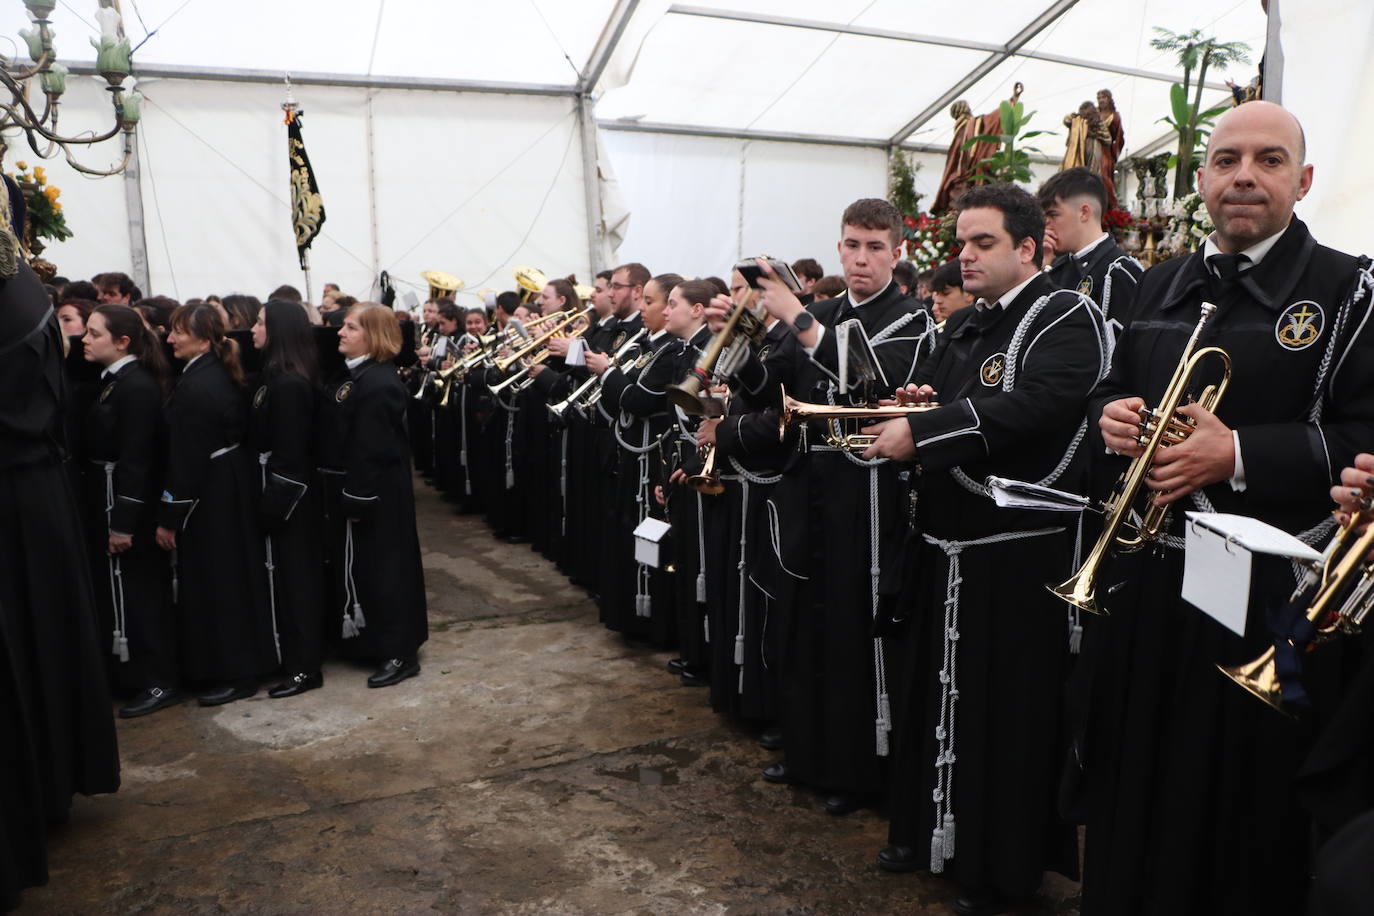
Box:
341, 519, 367, 638
870, 464, 891, 757
635, 425, 653, 618
460, 385, 472, 496
258, 452, 283, 665
560, 428, 569, 538
726, 456, 783, 695
504, 410, 516, 490
102, 461, 130, 663
696, 490, 707, 610
922, 525, 1066, 874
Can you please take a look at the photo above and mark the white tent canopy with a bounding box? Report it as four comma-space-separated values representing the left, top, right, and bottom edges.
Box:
0, 0, 1352, 304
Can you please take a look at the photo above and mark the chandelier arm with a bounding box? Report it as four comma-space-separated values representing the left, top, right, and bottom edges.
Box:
2, 51, 55, 84
59, 135, 132, 177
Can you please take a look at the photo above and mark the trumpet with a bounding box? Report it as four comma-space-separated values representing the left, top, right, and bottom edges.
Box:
778, 387, 940, 452
1048, 303, 1232, 616
1219, 500, 1374, 714
688, 442, 725, 495
431, 323, 532, 407
667, 287, 768, 415
547, 329, 647, 422
489, 308, 595, 396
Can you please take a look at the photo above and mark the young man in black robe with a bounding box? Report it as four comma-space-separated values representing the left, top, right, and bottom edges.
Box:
732, 198, 938, 816
862, 183, 1109, 914
1077, 101, 1374, 915
1038, 166, 1143, 339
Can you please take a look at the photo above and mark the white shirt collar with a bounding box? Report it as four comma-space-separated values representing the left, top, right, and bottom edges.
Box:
1202, 226, 1286, 273
976, 271, 1040, 312
647, 327, 670, 342
103, 354, 136, 378
345, 354, 369, 370
183, 352, 206, 372
847, 279, 892, 309
1074, 233, 1111, 260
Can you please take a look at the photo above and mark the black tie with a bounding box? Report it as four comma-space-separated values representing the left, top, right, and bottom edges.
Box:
1207, 252, 1251, 280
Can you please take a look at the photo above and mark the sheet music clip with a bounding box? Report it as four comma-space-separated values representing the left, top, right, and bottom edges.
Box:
1182, 512, 1322, 636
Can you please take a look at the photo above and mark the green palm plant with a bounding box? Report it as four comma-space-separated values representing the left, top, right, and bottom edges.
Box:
1150, 27, 1251, 197
962, 99, 1054, 186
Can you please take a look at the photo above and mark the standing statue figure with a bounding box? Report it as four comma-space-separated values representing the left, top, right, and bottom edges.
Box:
934, 82, 1023, 213
1095, 89, 1125, 209
1060, 101, 1112, 174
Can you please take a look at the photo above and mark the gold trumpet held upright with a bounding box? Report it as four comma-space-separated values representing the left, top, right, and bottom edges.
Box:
1047, 302, 1232, 615
777, 387, 940, 453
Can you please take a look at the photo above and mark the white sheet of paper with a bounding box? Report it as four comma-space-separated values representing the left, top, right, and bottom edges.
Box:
565, 337, 586, 366
1185, 512, 1323, 561
1182, 518, 1253, 636
986, 476, 1090, 512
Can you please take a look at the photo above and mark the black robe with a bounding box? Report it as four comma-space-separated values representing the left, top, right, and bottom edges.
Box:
81, 359, 174, 692
887, 275, 1108, 895
0, 267, 119, 910
1074, 219, 1374, 915
159, 352, 275, 684
324, 360, 428, 661
1046, 234, 1143, 338
249, 372, 324, 675
741, 281, 937, 795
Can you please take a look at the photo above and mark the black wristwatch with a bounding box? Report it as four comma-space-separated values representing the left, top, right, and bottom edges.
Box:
791, 310, 815, 333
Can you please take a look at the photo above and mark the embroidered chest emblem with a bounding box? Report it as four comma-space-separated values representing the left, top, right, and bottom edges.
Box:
613, 331, 628, 349
98, 382, 116, 403
334, 381, 354, 402
980, 352, 1006, 387
1275, 301, 1323, 351
253, 385, 268, 409
1076, 274, 1094, 296
633, 351, 652, 370
758, 344, 772, 362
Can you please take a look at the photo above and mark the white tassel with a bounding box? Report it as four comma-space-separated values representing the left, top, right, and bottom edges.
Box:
733, 634, 744, 666
738, 668, 744, 694
111, 630, 122, 657
117, 635, 130, 664
876, 720, 889, 757
352, 602, 367, 630
342, 614, 359, 639
506, 468, 515, 489
931, 829, 946, 873
1069, 622, 1083, 655
943, 813, 956, 860
702, 614, 710, 643
696, 572, 706, 604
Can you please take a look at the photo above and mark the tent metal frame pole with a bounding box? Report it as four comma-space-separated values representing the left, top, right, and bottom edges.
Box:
122, 131, 151, 296
63, 60, 576, 97
887, 0, 1083, 147
577, 0, 641, 275
668, 5, 1228, 90
598, 118, 1063, 164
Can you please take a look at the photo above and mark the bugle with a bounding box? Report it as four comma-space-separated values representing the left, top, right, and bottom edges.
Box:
1219, 500, 1374, 714
778, 387, 940, 452
489, 308, 595, 396
1047, 302, 1232, 616
547, 328, 647, 422
667, 287, 767, 415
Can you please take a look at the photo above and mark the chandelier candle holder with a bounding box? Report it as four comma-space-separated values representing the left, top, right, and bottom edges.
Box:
2, 0, 142, 177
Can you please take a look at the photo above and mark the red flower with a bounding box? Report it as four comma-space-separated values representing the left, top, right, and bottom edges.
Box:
903, 215, 917, 229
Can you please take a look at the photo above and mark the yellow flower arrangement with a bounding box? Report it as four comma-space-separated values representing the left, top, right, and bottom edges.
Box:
5, 160, 72, 242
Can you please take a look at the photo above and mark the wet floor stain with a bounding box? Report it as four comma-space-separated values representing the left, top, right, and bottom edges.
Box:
594, 740, 700, 786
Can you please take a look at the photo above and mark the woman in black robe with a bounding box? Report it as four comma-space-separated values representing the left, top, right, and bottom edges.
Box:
319, 303, 428, 687
80, 304, 179, 717
155, 303, 274, 706
0, 259, 119, 911
250, 301, 324, 698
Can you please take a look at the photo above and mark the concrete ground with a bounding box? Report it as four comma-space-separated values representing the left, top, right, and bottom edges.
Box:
20, 480, 1081, 915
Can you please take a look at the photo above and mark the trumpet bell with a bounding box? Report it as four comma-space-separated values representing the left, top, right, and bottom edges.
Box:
667, 371, 709, 415
1046, 575, 1103, 616
1217, 648, 1289, 715
688, 474, 726, 496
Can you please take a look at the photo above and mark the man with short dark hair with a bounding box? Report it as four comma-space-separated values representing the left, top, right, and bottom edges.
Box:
892, 259, 919, 297
1038, 166, 1142, 337
727, 196, 938, 817
927, 259, 974, 323
790, 257, 823, 298
862, 183, 1108, 913
268, 284, 303, 304
93, 271, 139, 305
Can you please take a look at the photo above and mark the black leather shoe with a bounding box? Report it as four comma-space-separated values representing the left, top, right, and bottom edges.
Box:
367, 658, 420, 688
666, 658, 687, 675
762, 762, 793, 784
876, 844, 918, 873
954, 888, 1008, 916
679, 668, 708, 687
758, 726, 784, 750
197, 681, 256, 707
119, 686, 183, 719
824, 793, 870, 816
268, 671, 323, 698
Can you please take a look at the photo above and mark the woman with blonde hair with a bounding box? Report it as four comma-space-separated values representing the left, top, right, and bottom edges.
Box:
319, 303, 428, 687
